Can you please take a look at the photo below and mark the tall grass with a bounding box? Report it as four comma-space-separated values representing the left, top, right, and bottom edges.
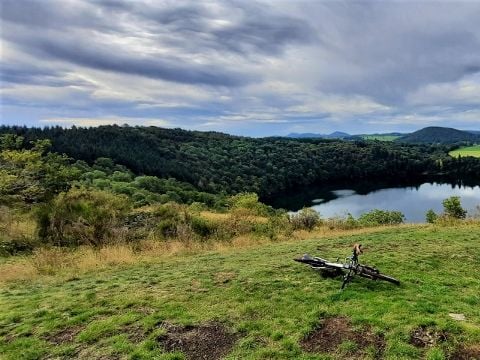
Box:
0, 224, 414, 283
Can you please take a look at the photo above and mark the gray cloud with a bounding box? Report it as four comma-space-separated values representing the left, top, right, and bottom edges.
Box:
21, 35, 252, 87
0, 63, 65, 87
2, 0, 480, 135
307, 1, 480, 103
1, 0, 313, 87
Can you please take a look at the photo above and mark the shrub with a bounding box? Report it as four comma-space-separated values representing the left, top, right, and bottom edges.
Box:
0, 237, 36, 256
152, 203, 191, 239
156, 218, 179, 238
190, 216, 217, 238
37, 187, 131, 246
111, 171, 133, 182
111, 182, 136, 196
229, 193, 271, 216
426, 209, 438, 224
442, 196, 467, 219
357, 209, 405, 226
290, 208, 321, 230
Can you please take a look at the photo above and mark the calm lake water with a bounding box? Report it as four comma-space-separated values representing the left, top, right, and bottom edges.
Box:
283, 183, 480, 223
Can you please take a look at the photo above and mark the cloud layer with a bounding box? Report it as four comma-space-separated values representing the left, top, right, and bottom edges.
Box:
1, 0, 480, 135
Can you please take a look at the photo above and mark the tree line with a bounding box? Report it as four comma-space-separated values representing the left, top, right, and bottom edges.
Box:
2, 125, 472, 200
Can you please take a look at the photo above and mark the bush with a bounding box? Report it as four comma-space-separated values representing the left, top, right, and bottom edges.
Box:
111, 182, 136, 196
0, 237, 36, 256
111, 171, 133, 182
152, 203, 195, 240
325, 213, 359, 230
442, 196, 467, 219
190, 216, 217, 238
229, 193, 271, 216
357, 209, 405, 226
290, 208, 321, 230
426, 209, 438, 224
37, 187, 131, 246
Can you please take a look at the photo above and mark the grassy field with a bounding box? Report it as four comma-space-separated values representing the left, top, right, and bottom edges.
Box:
1, 225, 480, 360
361, 135, 401, 141
449, 145, 480, 158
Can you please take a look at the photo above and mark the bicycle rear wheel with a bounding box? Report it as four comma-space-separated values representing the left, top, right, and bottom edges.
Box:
358, 267, 400, 285
372, 272, 400, 285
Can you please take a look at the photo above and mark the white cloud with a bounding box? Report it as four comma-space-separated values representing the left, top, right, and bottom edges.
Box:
408, 74, 480, 106
40, 116, 170, 127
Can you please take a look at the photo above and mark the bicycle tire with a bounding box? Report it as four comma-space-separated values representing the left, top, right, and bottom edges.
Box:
373, 272, 400, 285
358, 267, 400, 285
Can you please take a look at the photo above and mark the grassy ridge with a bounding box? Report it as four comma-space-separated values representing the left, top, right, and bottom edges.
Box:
449, 145, 480, 158
1, 225, 480, 359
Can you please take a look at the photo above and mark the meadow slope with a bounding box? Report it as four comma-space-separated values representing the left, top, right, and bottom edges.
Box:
449, 146, 480, 159
1, 225, 480, 360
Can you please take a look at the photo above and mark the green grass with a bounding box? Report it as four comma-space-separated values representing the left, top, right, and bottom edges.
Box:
361, 135, 400, 141
449, 145, 480, 158
1, 225, 480, 359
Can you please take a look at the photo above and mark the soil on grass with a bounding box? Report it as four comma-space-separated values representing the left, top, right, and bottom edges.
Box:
45, 324, 85, 345
451, 344, 480, 360
157, 322, 239, 360
122, 323, 148, 344
409, 325, 448, 348
300, 316, 385, 358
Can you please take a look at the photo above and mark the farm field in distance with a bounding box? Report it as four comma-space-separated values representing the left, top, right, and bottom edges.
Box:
361, 135, 401, 141
1, 224, 480, 360
449, 145, 480, 158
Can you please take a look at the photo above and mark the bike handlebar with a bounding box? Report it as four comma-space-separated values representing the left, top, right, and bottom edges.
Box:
353, 243, 363, 257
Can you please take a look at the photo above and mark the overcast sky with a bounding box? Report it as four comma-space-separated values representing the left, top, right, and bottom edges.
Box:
1, 0, 480, 136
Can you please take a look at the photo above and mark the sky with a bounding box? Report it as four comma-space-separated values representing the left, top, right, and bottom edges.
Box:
1, 0, 480, 137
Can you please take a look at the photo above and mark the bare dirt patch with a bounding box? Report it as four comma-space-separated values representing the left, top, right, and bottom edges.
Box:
214, 272, 236, 285
122, 324, 147, 344
300, 316, 385, 358
451, 344, 480, 360
157, 322, 238, 360
3, 333, 17, 343
409, 325, 448, 348
45, 324, 85, 345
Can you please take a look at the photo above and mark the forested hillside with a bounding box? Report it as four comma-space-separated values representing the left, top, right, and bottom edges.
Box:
0, 125, 458, 198
398, 126, 480, 144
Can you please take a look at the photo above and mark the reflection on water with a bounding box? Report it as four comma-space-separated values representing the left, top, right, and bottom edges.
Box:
299, 183, 480, 223
332, 189, 356, 197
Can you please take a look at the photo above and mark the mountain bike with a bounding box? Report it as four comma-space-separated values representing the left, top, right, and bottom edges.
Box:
294, 244, 400, 289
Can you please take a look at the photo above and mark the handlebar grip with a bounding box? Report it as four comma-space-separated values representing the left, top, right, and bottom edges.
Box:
353, 243, 363, 256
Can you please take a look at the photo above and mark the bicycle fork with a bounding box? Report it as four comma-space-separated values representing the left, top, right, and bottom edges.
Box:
341, 267, 354, 289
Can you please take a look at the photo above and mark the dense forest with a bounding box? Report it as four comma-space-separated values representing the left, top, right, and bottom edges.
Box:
1, 125, 472, 201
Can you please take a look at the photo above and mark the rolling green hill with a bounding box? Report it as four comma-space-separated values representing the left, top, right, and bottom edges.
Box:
1, 224, 479, 359
398, 127, 480, 144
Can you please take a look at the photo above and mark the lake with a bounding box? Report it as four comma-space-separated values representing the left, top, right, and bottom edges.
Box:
278, 182, 480, 223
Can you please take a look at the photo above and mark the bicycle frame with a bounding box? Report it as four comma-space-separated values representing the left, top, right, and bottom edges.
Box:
294, 246, 399, 289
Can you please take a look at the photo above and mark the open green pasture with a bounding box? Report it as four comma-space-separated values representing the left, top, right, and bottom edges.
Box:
1, 225, 480, 359
361, 135, 401, 141
449, 145, 480, 158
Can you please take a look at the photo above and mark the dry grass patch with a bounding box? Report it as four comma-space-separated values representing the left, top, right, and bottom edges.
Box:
0, 259, 37, 282
0, 224, 422, 283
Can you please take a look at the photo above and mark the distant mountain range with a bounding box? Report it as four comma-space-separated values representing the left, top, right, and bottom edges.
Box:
287, 127, 480, 144
286, 131, 351, 139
